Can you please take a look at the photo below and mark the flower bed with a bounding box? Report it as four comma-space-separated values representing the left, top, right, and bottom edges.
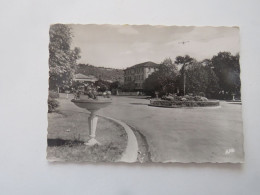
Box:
149, 100, 219, 107
149, 95, 219, 108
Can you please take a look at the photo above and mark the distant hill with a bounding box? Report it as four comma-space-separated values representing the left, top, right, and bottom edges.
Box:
76, 64, 124, 83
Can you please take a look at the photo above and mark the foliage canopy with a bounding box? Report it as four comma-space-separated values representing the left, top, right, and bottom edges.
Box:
49, 24, 81, 90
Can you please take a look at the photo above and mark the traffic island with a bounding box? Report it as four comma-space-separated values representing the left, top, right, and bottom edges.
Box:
149, 95, 220, 108
149, 99, 220, 108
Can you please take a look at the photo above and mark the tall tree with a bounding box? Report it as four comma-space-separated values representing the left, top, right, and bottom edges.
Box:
205, 66, 220, 98
161, 57, 178, 73
210, 52, 241, 98
49, 24, 81, 91
184, 62, 219, 97
175, 55, 196, 95
175, 55, 195, 70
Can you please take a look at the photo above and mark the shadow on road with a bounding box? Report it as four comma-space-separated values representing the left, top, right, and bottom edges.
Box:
124, 96, 151, 99
130, 103, 149, 106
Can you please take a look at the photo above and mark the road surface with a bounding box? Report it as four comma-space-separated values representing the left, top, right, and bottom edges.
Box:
99, 96, 244, 163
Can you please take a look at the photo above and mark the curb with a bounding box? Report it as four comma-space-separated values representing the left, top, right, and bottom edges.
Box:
98, 115, 138, 163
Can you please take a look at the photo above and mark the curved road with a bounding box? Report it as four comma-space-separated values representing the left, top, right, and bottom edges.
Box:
99, 96, 244, 163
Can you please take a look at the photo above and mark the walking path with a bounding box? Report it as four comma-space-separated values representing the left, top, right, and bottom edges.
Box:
99, 115, 138, 162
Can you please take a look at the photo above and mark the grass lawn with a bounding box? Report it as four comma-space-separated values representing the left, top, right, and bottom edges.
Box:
47, 94, 128, 162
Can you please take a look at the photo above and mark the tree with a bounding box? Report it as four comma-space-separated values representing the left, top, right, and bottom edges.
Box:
184, 62, 219, 97
143, 72, 163, 95
49, 24, 81, 91
110, 81, 121, 90
210, 52, 241, 99
110, 81, 121, 95
205, 66, 220, 98
122, 81, 136, 92
185, 63, 208, 94
175, 55, 195, 70
94, 79, 111, 92
175, 55, 196, 95
161, 57, 178, 72
143, 58, 178, 96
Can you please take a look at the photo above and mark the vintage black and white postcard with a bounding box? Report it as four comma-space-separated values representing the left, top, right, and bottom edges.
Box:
47, 24, 243, 163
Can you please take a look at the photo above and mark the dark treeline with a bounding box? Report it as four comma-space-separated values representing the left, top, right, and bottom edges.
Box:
142, 52, 240, 100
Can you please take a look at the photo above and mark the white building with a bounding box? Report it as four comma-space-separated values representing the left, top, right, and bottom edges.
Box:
124, 61, 160, 90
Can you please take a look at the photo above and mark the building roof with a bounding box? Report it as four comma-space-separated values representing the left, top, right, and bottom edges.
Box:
125, 61, 160, 70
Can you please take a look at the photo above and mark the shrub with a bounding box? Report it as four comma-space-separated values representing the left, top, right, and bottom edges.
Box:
161, 95, 175, 101
198, 92, 206, 97
201, 97, 208, 101
174, 96, 182, 101
183, 95, 194, 101
48, 98, 59, 113
49, 91, 59, 99
194, 96, 202, 101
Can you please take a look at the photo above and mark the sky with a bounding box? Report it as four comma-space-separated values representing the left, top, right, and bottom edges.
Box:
70, 24, 239, 69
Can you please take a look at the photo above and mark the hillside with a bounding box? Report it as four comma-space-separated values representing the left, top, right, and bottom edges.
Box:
76, 64, 124, 83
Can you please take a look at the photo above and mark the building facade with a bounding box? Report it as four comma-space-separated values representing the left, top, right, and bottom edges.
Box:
124, 61, 160, 90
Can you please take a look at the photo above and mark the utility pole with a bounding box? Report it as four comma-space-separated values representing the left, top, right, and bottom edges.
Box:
183, 72, 186, 95
176, 41, 191, 96
183, 63, 188, 96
